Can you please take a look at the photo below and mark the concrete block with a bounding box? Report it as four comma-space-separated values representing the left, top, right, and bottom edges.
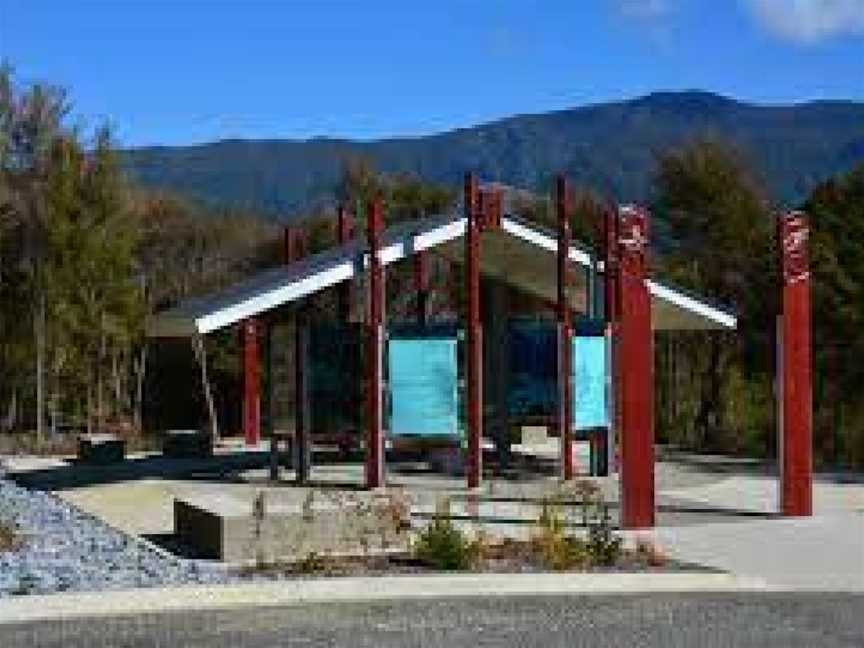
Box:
77, 434, 126, 464
163, 430, 213, 459
174, 490, 410, 563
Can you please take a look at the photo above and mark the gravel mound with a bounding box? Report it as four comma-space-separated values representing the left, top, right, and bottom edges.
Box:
0, 477, 231, 597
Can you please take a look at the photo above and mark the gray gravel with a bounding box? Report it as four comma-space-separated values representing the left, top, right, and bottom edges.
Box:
0, 477, 230, 597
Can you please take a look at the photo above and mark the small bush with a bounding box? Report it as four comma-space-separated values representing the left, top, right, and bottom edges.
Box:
0, 521, 21, 553
532, 501, 589, 571
413, 499, 479, 571
296, 551, 328, 575
586, 504, 623, 566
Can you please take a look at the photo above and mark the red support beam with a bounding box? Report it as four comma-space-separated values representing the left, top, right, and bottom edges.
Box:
465, 173, 483, 489
414, 251, 429, 326
603, 206, 621, 475
337, 205, 355, 323
366, 196, 385, 489
617, 205, 654, 529
241, 317, 261, 447
777, 211, 813, 516
556, 174, 574, 480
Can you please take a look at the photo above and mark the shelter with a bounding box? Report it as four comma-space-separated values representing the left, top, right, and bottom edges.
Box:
148, 173, 811, 528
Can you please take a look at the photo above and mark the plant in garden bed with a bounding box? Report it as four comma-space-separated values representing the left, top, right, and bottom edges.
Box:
531, 481, 623, 570
0, 520, 21, 553
413, 498, 482, 571
532, 499, 590, 571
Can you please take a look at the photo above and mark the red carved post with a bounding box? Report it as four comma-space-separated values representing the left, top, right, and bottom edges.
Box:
337, 205, 354, 323
777, 211, 812, 516
465, 173, 483, 489
241, 317, 261, 447
556, 174, 574, 480
366, 197, 385, 489
617, 206, 654, 528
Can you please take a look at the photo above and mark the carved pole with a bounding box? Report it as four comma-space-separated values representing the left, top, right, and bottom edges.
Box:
777, 211, 813, 516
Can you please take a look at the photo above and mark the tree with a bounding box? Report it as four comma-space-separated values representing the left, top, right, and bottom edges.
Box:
652, 138, 774, 453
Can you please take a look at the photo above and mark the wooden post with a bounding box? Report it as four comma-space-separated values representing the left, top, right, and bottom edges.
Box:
603, 205, 620, 475
337, 205, 354, 323
777, 211, 812, 516
556, 174, 574, 480
294, 317, 311, 484
617, 205, 654, 529
465, 173, 483, 489
414, 251, 430, 327
241, 318, 261, 447
366, 196, 385, 489
282, 225, 310, 484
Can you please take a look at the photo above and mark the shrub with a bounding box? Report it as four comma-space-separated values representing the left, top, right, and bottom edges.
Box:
532, 500, 589, 571
413, 499, 479, 571
586, 504, 623, 566
0, 521, 20, 553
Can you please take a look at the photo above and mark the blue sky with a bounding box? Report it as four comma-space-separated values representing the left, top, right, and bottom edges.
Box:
1, 0, 862, 146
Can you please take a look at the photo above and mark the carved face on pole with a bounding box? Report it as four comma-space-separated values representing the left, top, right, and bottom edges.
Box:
618, 205, 649, 278
780, 212, 809, 285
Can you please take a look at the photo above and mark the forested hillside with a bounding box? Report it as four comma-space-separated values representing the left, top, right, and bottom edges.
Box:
122, 91, 864, 216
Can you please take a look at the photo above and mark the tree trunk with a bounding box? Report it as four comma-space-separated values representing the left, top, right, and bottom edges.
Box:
192, 335, 219, 442
134, 344, 147, 432
35, 293, 46, 441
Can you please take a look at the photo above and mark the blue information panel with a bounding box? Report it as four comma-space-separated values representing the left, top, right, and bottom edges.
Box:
573, 336, 608, 430
388, 338, 459, 437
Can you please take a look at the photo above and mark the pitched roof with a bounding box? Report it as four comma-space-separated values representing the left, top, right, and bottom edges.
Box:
147, 211, 735, 337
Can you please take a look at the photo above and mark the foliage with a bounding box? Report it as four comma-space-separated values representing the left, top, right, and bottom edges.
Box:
532, 500, 590, 571
0, 520, 20, 553
585, 504, 623, 566
413, 499, 480, 571
532, 482, 622, 570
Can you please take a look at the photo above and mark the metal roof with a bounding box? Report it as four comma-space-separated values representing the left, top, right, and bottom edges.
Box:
147, 211, 736, 337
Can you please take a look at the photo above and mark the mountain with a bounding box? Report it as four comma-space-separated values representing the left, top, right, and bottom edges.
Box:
121, 91, 864, 218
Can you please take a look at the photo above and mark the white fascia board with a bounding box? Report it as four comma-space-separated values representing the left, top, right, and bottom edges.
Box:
365, 218, 467, 269
193, 218, 467, 334
195, 260, 355, 334
647, 280, 737, 329
501, 217, 591, 267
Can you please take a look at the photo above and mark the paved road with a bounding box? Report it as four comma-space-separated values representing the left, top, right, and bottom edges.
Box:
2, 593, 862, 647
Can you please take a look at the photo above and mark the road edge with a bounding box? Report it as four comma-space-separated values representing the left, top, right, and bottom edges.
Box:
0, 572, 767, 624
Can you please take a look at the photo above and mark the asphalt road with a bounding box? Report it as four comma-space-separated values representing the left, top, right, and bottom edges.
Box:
2, 593, 862, 647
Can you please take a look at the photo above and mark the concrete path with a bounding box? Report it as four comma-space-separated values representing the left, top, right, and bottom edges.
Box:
646, 513, 864, 591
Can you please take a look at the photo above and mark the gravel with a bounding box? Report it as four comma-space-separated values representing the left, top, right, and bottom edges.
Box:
0, 477, 231, 597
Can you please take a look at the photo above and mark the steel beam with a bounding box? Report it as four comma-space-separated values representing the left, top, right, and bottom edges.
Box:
366, 197, 385, 489
465, 173, 483, 489
777, 211, 813, 516
617, 206, 654, 529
